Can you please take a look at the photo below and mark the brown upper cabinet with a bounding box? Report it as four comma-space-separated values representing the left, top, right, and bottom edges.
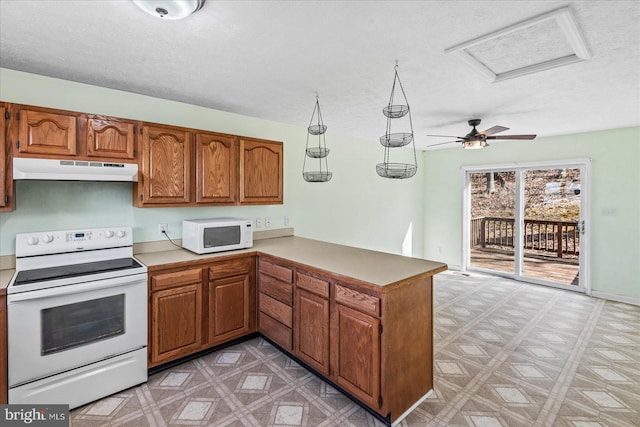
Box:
16, 108, 77, 156
135, 124, 192, 206
239, 138, 283, 205
2, 102, 284, 208
136, 131, 283, 207
0, 103, 10, 211
86, 116, 136, 160
196, 132, 237, 204
9, 104, 138, 162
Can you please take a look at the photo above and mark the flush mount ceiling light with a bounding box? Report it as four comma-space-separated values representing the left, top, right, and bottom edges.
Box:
132, 0, 205, 20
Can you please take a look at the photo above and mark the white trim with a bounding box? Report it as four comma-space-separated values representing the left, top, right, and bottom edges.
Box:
591, 291, 640, 307
514, 170, 524, 277
461, 158, 592, 173
461, 168, 471, 272
391, 389, 433, 427
580, 161, 592, 296
445, 6, 591, 83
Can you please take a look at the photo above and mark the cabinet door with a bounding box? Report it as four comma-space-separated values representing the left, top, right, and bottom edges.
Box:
209, 274, 250, 344
196, 132, 237, 204
86, 117, 135, 160
150, 283, 203, 365
334, 304, 381, 409
140, 124, 191, 205
0, 105, 6, 209
17, 109, 77, 156
239, 138, 283, 204
295, 289, 330, 375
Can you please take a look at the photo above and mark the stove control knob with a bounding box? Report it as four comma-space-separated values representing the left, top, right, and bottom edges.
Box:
116, 230, 126, 238
104, 230, 114, 238
42, 234, 54, 243
27, 236, 39, 245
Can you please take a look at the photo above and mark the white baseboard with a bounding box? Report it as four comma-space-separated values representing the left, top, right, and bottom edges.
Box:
591, 291, 640, 306
391, 389, 433, 426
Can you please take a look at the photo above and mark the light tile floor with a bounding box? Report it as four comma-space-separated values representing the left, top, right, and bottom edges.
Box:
71, 272, 640, 426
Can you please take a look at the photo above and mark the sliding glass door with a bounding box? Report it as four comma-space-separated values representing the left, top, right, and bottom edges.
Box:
463, 160, 589, 293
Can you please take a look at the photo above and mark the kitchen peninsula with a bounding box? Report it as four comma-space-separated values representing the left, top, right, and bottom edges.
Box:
136, 234, 447, 425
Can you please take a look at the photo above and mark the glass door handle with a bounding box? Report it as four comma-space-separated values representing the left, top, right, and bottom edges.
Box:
579, 220, 586, 235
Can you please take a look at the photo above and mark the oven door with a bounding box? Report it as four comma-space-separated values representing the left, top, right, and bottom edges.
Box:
7, 272, 147, 387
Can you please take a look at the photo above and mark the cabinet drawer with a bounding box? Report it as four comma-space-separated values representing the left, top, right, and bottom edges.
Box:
259, 293, 292, 327
210, 257, 252, 280
335, 285, 381, 317
297, 272, 329, 298
259, 312, 292, 351
152, 268, 202, 291
259, 258, 293, 283
260, 274, 293, 305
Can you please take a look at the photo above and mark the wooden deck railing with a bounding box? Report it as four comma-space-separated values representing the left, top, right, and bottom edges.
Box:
471, 217, 580, 258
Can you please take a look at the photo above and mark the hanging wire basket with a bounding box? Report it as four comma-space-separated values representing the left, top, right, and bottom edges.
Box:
379, 132, 413, 147
308, 124, 327, 135
376, 163, 417, 179
306, 147, 330, 158
383, 104, 409, 119
303, 171, 333, 182
303, 95, 332, 182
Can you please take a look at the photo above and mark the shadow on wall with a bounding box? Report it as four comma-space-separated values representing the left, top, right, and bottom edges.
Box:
402, 222, 413, 257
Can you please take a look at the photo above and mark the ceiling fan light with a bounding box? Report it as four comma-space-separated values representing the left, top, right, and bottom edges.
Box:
463, 139, 487, 149
132, 0, 205, 20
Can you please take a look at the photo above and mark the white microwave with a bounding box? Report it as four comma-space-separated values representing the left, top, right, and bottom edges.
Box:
182, 217, 253, 254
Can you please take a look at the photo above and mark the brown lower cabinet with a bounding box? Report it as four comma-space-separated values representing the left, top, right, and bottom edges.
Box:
147, 252, 435, 424
148, 256, 256, 368
258, 255, 434, 424
1, 291, 7, 404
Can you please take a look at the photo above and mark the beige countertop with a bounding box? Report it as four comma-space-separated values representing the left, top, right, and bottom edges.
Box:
136, 236, 447, 287
0, 236, 448, 290
0, 269, 15, 292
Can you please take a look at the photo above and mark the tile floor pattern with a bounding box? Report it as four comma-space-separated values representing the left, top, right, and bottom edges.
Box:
71, 272, 640, 426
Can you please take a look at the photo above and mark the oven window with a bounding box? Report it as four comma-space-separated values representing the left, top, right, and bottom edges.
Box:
203, 225, 240, 247
41, 294, 125, 355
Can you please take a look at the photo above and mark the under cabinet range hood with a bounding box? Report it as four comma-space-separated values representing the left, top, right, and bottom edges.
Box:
13, 158, 139, 182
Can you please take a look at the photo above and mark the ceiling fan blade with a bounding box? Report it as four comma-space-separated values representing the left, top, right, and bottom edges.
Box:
427, 140, 462, 147
427, 134, 464, 138
481, 125, 509, 136
486, 134, 537, 140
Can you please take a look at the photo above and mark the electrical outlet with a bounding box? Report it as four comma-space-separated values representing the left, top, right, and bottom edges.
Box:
265, 217, 271, 228
255, 218, 263, 228
284, 215, 291, 226
158, 223, 168, 236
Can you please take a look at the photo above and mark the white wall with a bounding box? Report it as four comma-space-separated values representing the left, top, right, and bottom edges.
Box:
0, 68, 425, 258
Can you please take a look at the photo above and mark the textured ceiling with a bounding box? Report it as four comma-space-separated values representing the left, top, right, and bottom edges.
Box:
1, 1, 639, 150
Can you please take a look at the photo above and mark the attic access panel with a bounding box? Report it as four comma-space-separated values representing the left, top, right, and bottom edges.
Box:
445, 6, 591, 83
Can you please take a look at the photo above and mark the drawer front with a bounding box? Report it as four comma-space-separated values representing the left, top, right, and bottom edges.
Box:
259, 258, 293, 283
210, 257, 252, 280
259, 293, 292, 327
152, 268, 202, 291
297, 272, 329, 298
260, 274, 293, 305
259, 312, 292, 352
335, 285, 381, 317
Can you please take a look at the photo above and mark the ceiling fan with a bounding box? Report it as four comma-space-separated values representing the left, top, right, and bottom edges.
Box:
427, 119, 536, 149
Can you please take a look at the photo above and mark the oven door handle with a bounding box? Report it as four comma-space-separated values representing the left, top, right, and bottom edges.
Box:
7, 273, 148, 303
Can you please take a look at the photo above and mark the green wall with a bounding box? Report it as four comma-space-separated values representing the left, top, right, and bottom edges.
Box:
422, 127, 640, 300
0, 68, 425, 258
